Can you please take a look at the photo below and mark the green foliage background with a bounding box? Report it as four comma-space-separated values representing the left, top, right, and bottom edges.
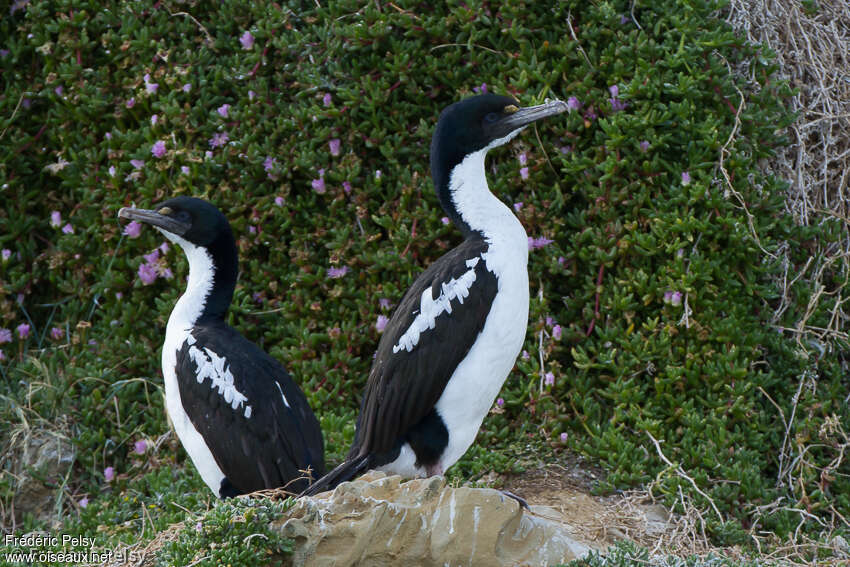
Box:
1, 0, 847, 557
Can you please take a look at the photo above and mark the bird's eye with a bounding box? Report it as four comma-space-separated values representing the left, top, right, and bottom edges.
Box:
175, 210, 191, 223
484, 112, 500, 123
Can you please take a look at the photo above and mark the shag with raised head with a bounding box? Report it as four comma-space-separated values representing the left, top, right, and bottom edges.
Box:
304, 94, 568, 495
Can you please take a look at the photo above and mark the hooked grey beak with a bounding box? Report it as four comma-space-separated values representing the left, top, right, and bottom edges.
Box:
118, 207, 190, 236
491, 99, 569, 138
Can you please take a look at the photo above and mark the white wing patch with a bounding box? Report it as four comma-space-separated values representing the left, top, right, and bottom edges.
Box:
393, 257, 480, 354
188, 345, 253, 418
274, 381, 291, 409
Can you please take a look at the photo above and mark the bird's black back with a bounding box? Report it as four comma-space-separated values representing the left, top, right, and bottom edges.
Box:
175, 321, 325, 494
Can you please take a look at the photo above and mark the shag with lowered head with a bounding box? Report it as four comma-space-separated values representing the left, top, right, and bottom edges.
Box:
304, 94, 568, 496
119, 196, 325, 497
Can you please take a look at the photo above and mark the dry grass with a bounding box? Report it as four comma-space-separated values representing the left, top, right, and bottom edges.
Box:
726, 0, 850, 349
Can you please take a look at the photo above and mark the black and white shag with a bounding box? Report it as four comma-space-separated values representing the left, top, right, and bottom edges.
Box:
119, 197, 325, 497
304, 94, 568, 495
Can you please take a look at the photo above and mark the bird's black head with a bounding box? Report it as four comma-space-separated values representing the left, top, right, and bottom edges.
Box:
118, 196, 230, 248
429, 94, 568, 236
119, 196, 238, 321
430, 94, 568, 177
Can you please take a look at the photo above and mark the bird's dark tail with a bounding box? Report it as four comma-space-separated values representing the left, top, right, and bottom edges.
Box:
299, 453, 371, 497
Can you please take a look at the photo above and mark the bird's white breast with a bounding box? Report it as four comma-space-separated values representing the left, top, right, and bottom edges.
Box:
159, 233, 226, 495
380, 146, 530, 477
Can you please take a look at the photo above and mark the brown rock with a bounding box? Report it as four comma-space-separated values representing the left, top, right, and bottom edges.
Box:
276, 472, 592, 566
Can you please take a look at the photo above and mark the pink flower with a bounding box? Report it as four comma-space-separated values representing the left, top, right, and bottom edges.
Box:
79, 496, 89, 508
209, 132, 229, 148
312, 169, 326, 194
326, 266, 349, 279
610, 98, 627, 112
670, 291, 683, 306
108, 165, 116, 177
513, 202, 523, 212
274, 196, 284, 206
496, 397, 504, 407
138, 263, 158, 285
217, 104, 230, 118
544, 372, 555, 386
322, 93, 332, 106
0, 329, 11, 344
521, 350, 529, 360
329, 138, 341, 156
567, 96, 581, 110
143, 249, 160, 264
151, 114, 158, 126
248, 90, 256, 100
159, 241, 169, 254
343, 181, 352, 194
528, 236, 554, 250
441, 217, 449, 225
263, 156, 277, 172
559, 432, 568, 443
134, 440, 147, 454
546, 316, 554, 327
608, 85, 627, 112
375, 170, 382, 180
681, 171, 691, 186
639, 140, 650, 152
151, 140, 166, 158
473, 83, 488, 94
126, 97, 135, 108
50, 327, 64, 340
54, 85, 63, 96
552, 324, 562, 340
518, 152, 527, 165
379, 298, 391, 310
1, 249, 9, 261
130, 159, 145, 169
519, 167, 529, 180
248, 225, 257, 235
182, 83, 191, 93
0, 351, 5, 361
50, 211, 62, 227
240, 31, 254, 50
104, 467, 115, 482
375, 315, 389, 333
181, 166, 190, 175
62, 223, 74, 234
146, 81, 158, 94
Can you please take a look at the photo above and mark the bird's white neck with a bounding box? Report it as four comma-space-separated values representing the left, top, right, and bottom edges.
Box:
448, 148, 528, 271
160, 232, 216, 341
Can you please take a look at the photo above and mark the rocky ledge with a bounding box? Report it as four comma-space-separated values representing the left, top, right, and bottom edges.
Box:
275, 471, 598, 567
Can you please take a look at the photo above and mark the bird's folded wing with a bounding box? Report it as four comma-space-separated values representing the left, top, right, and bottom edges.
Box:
353, 238, 498, 456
